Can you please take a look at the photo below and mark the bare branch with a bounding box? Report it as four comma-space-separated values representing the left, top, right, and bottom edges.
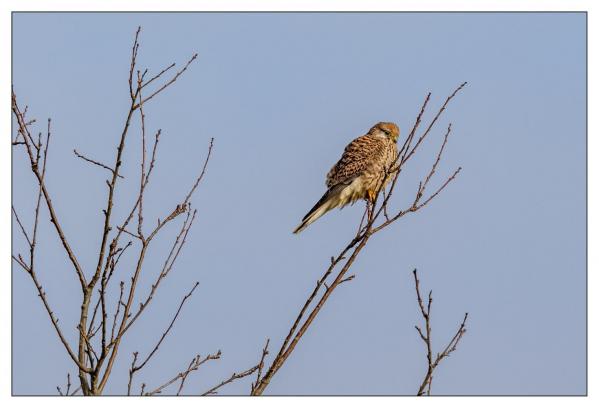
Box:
110, 281, 126, 343
420, 123, 452, 195
415, 167, 462, 211
144, 352, 221, 396
134, 53, 198, 109
11, 254, 29, 271
12, 206, 32, 247
124, 209, 197, 334
128, 26, 141, 100
400, 92, 431, 159
253, 235, 369, 395
251, 339, 270, 394
145, 130, 161, 185
137, 70, 147, 239
413, 269, 468, 396
98, 129, 210, 394
116, 226, 143, 241
338, 274, 356, 285
183, 137, 214, 206
403, 82, 467, 165
175, 356, 198, 396
87, 242, 132, 338
10, 112, 89, 377
12, 252, 91, 373
202, 364, 260, 396
73, 149, 124, 179
132, 282, 199, 373
12, 94, 87, 290
141, 62, 176, 90
146, 203, 189, 243
31, 120, 51, 271
57, 373, 72, 396
78, 324, 99, 366
127, 352, 140, 396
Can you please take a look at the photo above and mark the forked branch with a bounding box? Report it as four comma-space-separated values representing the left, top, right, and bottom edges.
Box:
413, 269, 468, 396
251, 83, 466, 395
12, 27, 213, 396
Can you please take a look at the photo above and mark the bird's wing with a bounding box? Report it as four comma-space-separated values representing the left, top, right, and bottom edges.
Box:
326, 134, 386, 188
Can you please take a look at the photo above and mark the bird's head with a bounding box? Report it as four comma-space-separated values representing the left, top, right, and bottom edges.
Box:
371, 122, 400, 143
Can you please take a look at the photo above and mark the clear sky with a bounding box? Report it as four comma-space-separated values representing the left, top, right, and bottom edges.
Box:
12, 12, 586, 395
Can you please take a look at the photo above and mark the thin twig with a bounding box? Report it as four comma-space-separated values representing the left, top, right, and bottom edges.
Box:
415, 167, 462, 211
12, 206, 31, 247
202, 365, 260, 396
183, 137, 214, 206
128, 27, 141, 100
73, 149, 124, 179
137, 70, 147, 239
404, 82, 467, 164
110, 281, 126, 342
123, 210, 197, 335
141, 62, 176, 90
413, 269, 468, 396
251, 339, 270, 394
132, 282, 199, 373
127, 352, 139, 396
144, 352, 221, 396
175, 356, 198, 396
134, 53, 198, 109
57, 373, 72, 396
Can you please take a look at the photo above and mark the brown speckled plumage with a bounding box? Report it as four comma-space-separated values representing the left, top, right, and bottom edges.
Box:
294, 122, 400, 234
327, 123, 398, 192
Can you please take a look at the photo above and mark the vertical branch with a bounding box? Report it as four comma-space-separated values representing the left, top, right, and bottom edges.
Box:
31, 118, 50, 264
128, 27, 141, 100
80, 28, 144, 394
136, 70, 147, 240
251, 339, 270, 394
413, 269, 468, 396
57, 373, 72, 396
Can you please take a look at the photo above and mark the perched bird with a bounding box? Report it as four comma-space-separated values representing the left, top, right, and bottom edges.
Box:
293, 122, 400, 234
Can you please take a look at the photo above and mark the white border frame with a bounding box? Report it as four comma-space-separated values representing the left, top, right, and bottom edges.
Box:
2, 2, 594, 407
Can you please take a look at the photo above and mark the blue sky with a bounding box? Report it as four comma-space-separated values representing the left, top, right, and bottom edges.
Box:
12, 12, 586, 395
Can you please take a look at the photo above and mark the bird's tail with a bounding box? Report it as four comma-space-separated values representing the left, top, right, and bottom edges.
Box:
293, 185, 345, 234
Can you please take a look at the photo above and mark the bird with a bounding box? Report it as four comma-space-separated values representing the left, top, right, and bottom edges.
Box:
293, 122, 400, 234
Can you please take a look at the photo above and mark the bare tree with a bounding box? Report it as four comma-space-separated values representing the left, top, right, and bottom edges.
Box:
251, 83, 467, 395
12, 27, 260, 396
13, 26, 469, 396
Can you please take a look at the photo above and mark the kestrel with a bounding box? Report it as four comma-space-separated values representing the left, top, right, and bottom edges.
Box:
293, 122, 400, 234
